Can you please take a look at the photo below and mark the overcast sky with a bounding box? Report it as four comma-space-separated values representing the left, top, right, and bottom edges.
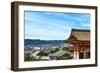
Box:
24, 11, 90, 40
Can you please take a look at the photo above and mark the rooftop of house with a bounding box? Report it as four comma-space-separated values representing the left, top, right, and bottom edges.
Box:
49, 50, 73, 57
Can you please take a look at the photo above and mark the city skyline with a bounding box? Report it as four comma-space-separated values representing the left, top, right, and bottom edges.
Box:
24, 11, 90, 40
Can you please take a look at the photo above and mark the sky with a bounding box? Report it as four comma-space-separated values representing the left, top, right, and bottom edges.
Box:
24, 11, 90, 40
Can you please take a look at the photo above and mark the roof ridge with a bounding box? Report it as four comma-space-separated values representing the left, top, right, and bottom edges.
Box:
72, 28, 90, 32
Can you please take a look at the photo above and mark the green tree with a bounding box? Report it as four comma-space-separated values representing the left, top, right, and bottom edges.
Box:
50, 50, 54, 53
62, 47, 70, 51
24, 53, 39, 61
24, 53, 32, 61
54, 48, 59, 52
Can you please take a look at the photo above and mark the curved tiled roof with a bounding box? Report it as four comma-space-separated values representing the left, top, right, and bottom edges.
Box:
68, 29, 90, 41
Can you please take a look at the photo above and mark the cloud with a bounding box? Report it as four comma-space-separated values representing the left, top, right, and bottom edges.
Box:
25, 25, 70, 40
24, 11, 90, 40
81, 23, 90, 28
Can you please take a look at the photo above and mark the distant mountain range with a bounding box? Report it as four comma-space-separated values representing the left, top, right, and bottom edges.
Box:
24, 39, 65, 46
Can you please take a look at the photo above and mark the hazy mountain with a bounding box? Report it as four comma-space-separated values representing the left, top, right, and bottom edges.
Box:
24, 39, 65, 46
